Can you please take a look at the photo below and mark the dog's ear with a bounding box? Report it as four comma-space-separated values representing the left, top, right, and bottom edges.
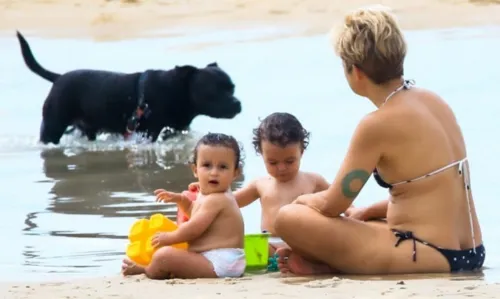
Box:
174, 65, 197, 76
207, 62, 218, 67
175, 65, 197, 71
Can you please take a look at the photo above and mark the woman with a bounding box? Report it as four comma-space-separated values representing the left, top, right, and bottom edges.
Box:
274, 5, 485, 275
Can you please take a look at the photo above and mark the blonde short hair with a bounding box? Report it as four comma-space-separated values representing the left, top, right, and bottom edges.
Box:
332, 5, 407, 84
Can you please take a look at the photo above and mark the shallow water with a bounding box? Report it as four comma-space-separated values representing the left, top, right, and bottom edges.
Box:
0, 25, 499, 283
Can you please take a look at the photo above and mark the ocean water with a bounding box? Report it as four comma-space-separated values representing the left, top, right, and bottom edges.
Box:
0, 25, 498, 282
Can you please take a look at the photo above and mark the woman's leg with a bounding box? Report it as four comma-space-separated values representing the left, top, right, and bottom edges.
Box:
274, 204, 451, 275
122, 247, 217, 279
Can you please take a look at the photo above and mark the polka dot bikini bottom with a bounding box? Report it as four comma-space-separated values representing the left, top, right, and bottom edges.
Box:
392, 229, 486, 273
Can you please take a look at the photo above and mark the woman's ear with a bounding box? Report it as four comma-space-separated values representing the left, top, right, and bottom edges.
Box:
352, 65, 364, 81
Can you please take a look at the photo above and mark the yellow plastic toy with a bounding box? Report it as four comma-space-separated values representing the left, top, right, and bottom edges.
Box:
126, 213, 188, 266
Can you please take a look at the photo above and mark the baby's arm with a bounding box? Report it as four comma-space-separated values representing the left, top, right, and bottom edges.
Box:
362, 199, 389, 219
166, 194, 225, 244
176, 194, 195, 217
155, 189, 194, 217
234, 179, 260, 208
312, 173, 330, 192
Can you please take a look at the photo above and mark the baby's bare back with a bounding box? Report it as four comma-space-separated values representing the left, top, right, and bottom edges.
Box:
258, 172, 320, 235
188, 193, 245, 253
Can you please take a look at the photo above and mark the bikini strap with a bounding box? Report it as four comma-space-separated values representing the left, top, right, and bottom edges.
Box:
392, 229, 441, 262
391, 158, 467, 186
382, 79, 415, 106
393, 157, 477, 255
458, 159, 477, 253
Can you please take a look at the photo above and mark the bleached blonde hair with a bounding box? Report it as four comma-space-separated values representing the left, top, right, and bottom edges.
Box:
331, 5, 407, 84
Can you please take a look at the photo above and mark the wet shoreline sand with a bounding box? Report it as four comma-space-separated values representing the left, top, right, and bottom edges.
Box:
2, 0, 500, 40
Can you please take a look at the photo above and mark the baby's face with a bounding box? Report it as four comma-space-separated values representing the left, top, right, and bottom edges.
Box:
192, 145, 239, 194
261, 141, 302, 182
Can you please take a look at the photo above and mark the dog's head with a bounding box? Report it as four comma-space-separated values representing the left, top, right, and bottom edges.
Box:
177, 62, 241, 119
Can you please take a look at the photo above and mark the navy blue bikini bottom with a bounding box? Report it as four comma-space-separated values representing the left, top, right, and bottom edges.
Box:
392, 229, 485, 272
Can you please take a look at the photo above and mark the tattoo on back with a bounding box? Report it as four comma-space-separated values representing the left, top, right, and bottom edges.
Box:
341, 169, 371, 199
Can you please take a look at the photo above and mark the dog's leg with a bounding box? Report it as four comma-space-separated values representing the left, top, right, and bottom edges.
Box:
161, 129, 180, 141
147, 129, 164, 143
81, 125, 98, 141
149, 131, 160, 142
86, 130, 98, 141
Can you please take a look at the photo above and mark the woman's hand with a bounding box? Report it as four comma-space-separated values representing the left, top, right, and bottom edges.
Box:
293, 193, 334, 217
344, 206, 369, 221
154, 189, 185, 204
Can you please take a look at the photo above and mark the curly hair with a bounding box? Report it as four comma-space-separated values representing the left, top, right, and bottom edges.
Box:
191, 132, 244, 169
252, 112, 310, 154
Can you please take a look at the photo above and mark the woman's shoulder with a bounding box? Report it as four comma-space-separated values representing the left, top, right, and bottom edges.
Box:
352, 110, 389, 140
371, 88, 453, 131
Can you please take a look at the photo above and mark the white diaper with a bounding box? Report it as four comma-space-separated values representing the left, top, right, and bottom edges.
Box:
268, 237, 288, 248
201, 248, 246, 278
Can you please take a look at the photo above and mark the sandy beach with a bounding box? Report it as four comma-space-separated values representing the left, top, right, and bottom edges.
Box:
1, 272, 499, 299
1, 0, 500, 40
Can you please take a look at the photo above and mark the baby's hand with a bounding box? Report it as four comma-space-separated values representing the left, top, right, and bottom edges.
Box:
154, 189, 184, 204
151, 232, 171, 248
187, 182, 200, 192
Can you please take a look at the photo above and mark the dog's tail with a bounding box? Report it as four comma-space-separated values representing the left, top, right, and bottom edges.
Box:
16, 31, 60, 83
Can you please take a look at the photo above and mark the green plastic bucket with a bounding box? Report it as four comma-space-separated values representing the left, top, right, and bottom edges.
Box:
244, 233, 270, 271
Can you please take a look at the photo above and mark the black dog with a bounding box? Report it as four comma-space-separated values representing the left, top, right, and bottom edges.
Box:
16, 31, 242, 145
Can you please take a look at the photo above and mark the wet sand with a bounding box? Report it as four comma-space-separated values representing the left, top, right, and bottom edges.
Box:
2, 0, 500, 40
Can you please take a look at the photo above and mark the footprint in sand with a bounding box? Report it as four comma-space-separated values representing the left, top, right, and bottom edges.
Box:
304, 278, 342, 288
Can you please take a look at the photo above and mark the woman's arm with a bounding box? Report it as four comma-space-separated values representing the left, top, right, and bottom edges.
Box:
301, 113, 385, 217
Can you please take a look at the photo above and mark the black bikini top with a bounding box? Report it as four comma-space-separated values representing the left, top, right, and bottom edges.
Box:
373, 168, 392, 189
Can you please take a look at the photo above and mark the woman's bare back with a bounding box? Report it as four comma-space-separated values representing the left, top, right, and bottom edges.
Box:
376, 87, 482, 250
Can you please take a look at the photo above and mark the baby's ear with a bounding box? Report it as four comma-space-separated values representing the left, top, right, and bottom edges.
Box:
234, 163, 243, 178
190, 163, 198, 178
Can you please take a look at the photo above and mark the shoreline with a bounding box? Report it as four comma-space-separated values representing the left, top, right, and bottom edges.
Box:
1, 272, 499, 299
2, 1, 500, 41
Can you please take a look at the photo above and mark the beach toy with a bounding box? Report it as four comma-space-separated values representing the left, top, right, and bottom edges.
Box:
267, 253, 279, 272
177, 189, 198, 225
126, 213, 188, 266
243, 233, 270, 271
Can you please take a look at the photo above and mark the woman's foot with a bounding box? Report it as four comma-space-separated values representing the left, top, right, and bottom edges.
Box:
121, 258, 146, 276
276, 248, 334, 275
